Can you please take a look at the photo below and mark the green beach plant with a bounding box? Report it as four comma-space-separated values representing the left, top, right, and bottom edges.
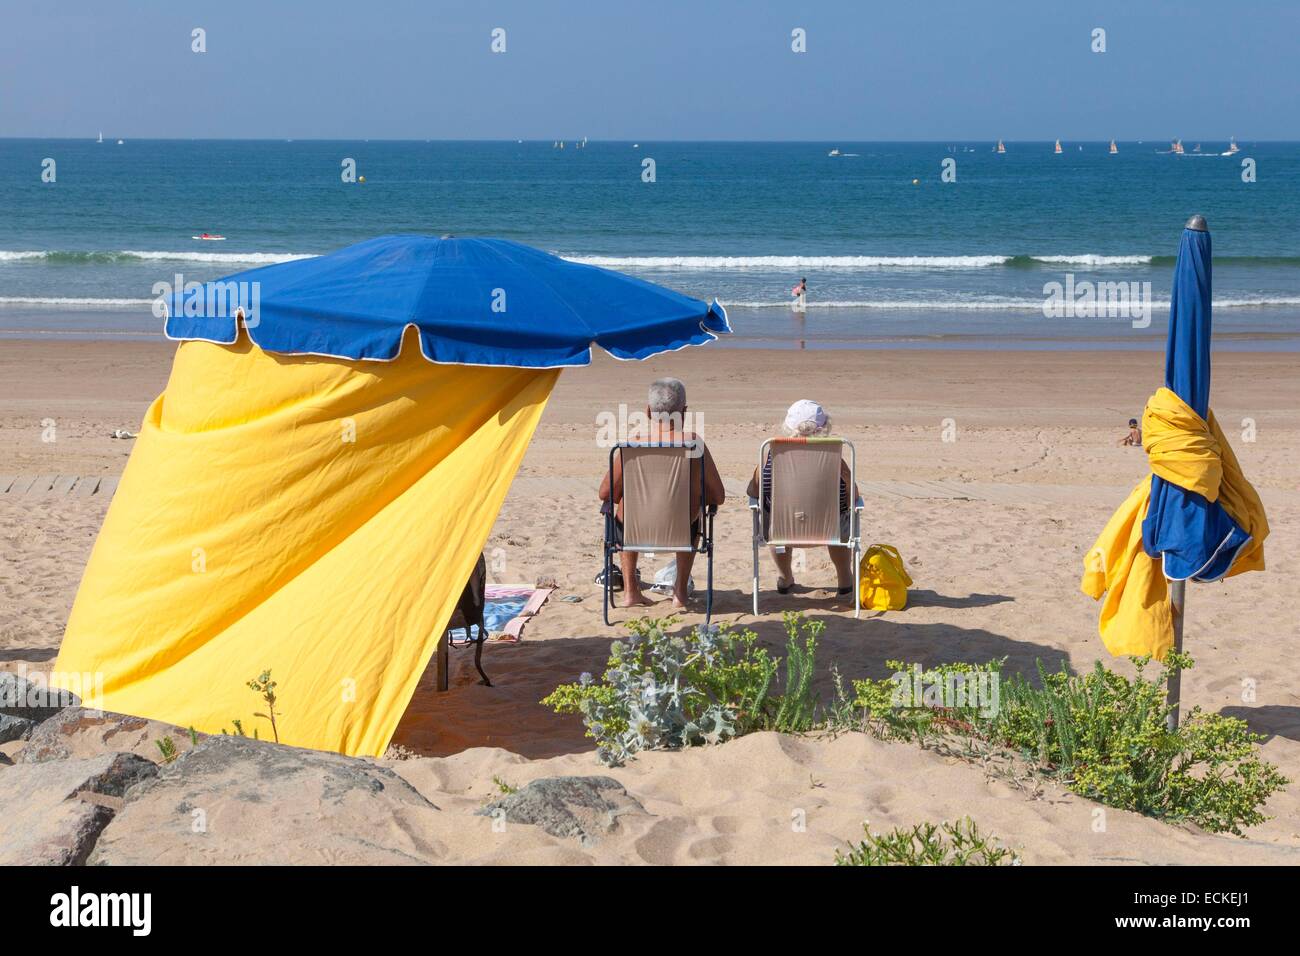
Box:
836, 818, 1019, 866
852, 654, 1287, 835
247, 669, 282, 743
543, 614, 822, 765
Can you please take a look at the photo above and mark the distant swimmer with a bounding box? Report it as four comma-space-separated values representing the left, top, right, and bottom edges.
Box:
791, 277, 807, 313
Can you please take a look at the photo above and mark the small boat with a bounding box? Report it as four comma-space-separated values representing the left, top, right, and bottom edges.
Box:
192, 233, 226, 241
1054, 139, 1062, 154
1109, 139, 1118, 154
827, 148, 841, 157
1171, 139, 1184, 154
996, 139, 1006, 153
97, 131, 103, 144
1222, 137, 1240, 156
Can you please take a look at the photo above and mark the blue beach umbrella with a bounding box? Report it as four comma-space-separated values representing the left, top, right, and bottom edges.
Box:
1142, 215, 1251, 728
165, 234, 730, 366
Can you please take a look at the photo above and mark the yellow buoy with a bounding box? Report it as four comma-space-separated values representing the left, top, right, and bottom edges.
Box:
358, 175, 366, 183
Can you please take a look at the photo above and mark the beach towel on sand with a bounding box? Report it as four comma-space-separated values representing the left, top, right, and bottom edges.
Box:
53, 334, 557, 757
1081, 387, 1267, 660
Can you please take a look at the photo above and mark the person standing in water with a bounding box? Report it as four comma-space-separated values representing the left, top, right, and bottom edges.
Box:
791, 277, 807, 313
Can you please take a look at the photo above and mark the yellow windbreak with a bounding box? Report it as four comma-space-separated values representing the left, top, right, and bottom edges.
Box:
54, 331, 558, 756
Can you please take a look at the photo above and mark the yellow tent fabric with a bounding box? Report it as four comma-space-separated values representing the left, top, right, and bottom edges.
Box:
1080, 386, 1268, 659
53, 330, 558, 756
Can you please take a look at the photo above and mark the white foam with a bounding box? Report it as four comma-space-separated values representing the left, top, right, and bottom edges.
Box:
119, 250, 315, 264
1030, 255, 1154, 266
0, 251, 49, 261
0, 296, 154, 307
565, 254, 1013, 270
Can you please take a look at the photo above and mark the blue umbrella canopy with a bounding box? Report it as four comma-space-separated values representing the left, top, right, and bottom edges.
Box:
1141, 217, 1250, 581
165, 235, 730, 368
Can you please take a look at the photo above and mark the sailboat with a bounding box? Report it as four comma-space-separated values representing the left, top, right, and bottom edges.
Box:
1170, 139, 1184, 154
1109, 139, 1118, 154
1222, 137, 1240, 156
996, 139, 1006, 154
1054, 139, 1062, 154
97, 130, 103, 144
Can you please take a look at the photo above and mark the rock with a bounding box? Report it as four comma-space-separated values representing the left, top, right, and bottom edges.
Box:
0, 671, 77, 723
18, 707, 205, 764
476, 775, 645, 846
88, 735, 445, 865
0, 713, 36, 745
0, 752, 12, 767
0, 753, 157, 866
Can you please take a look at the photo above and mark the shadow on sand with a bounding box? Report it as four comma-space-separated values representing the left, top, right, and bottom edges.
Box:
391, 591, 1063, 761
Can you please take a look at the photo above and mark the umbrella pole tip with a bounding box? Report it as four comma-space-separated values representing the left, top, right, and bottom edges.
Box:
1185, 214, 1209, 232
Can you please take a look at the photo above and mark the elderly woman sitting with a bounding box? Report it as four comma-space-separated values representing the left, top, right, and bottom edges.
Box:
745, 399, 858, 596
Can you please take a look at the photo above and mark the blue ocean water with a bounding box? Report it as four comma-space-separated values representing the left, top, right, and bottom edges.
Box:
2, 139, 1298, 346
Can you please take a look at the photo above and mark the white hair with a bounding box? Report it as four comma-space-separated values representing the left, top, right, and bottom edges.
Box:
785, 415, 832, 438
648, 377, 687, 414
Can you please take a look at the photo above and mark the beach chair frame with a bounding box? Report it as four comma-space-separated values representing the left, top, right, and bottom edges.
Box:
748, 436, 863, 618
602, 440, 715, 627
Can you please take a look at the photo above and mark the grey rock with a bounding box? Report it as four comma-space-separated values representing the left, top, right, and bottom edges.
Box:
0, 752, 13, 767
0, 752, 158, 866
89, 735, 445, 865
18, 707, 204, 764
0, 671, 77, 723
476, 775, 645, 846
0, 713, 36, 744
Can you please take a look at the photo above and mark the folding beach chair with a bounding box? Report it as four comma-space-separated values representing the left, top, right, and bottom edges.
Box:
440, 553, 491, 691
749, 437, 863, 617
602, 441, 716, 626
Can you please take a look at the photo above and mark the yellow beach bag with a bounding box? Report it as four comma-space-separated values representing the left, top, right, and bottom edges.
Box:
859, 544, 912, 611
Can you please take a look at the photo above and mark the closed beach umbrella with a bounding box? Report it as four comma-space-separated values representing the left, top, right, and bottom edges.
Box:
54, 236, 729, 757
1081, 216, 1268, 728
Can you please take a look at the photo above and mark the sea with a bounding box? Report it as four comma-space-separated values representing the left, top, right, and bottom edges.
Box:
2, 139, 1299, 349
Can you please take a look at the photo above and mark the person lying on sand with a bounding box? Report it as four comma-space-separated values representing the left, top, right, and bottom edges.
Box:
1119, 417, 1141, 446
746, 399, 859, 596
599, 377, 725, 610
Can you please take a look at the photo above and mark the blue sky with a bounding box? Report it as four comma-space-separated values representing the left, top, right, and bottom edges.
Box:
2, 0, 1296, 140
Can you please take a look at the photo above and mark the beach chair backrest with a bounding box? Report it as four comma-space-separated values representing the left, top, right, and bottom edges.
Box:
621, 443, 696, 550
767, 438, 843, 545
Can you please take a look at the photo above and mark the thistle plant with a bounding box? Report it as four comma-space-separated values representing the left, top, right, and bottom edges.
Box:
545, 615, 825, 766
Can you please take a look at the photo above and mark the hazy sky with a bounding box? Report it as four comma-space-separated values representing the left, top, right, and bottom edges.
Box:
3, 0, 1296, 140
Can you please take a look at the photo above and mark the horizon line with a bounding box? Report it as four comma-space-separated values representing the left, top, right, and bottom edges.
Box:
0, 136, 1288, 144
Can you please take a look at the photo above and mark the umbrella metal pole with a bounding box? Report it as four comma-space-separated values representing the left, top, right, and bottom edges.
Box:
1166, 580, 1186, 731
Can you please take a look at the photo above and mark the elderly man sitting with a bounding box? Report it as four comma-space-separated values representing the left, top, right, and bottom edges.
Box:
598, 377, 725, 609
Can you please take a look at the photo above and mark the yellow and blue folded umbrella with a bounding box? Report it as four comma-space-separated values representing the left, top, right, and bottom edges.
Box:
1082, 220, 1267, 659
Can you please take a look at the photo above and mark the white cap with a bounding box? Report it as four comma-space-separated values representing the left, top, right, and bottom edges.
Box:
784, 399, 828, 433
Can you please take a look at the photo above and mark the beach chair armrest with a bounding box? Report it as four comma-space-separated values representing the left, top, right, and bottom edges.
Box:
747, 495, 760, 511
854, 496, 864, 511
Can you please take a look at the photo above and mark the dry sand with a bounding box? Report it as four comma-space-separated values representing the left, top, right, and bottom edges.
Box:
2, 339, 1298, 864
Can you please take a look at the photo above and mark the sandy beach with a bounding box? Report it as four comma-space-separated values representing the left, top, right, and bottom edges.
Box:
2, 337, 1298, 864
